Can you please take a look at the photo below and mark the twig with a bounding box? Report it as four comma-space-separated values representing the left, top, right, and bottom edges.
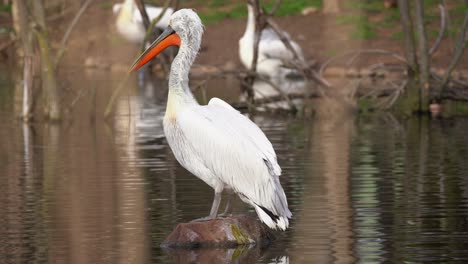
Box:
265, 17, 330, 87
142, 0, 173, 46
267, 0, 282, 16
54, 0, 93, 68
244, 0, 263, 105
265, 17, 300, 62
134, 0, 151, 29
429, 4, 447, 55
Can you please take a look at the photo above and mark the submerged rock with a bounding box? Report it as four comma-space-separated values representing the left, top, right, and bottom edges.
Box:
161, 215, 275, 249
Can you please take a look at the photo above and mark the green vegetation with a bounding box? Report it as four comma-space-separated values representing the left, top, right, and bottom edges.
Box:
98, 2, 114, 10
266, 0, 322, 16
0, 3, 11, 13
345, 1, 384, 13
199, 0, 322, 24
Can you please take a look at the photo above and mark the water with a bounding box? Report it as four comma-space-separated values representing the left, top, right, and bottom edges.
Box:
1, 72, 468, 263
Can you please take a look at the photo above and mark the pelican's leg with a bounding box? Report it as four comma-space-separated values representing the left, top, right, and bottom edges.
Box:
220, 191, 234, 216
208, 191, 222, 219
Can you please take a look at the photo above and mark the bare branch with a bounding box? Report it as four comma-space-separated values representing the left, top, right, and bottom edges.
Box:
265, 17, 300, 61
134, 0, 151, 29
267, 0, 282, 16
397, 0, 418, 74
142, 0, 173, 46
55, 0, 94, 68
244, 0, 263, 105
265, 17, 330, 87
429, 4, 447, 55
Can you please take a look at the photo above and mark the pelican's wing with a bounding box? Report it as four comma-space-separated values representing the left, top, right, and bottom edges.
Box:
207, 97, 239, 112
177, 100, 285, 197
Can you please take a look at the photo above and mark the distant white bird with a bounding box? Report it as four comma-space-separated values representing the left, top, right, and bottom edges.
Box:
114, 0, 173, 43
239, 2, 306, 78
130, 9, 292, 230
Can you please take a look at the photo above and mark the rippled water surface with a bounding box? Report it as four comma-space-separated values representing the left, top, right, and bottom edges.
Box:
1, 72, 468, 263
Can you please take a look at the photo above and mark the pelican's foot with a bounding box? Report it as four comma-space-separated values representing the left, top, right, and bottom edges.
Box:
191, 216, 216, 223
217, 212, 233, 218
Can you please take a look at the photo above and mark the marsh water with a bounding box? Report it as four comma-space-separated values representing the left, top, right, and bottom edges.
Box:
1, 70, 468, 264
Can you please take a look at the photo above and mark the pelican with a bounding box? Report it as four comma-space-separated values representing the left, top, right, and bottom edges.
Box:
239, 2, 306, 78
130, 9, 292, 230
114, 0, 173, 43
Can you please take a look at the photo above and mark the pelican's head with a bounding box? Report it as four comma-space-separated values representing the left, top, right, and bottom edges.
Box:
130, 9, 204, 71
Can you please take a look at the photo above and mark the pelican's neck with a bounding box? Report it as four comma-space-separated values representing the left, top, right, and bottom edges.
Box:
243, 5, 255, 37
118, 0, 134, 20
122, 0, 134, 10
167, 42, 198, 106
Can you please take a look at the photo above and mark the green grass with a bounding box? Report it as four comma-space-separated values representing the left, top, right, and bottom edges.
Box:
209, 0, 226, 8
351, 18, 377, 39
391, 31, 404, 40
266, 0, 322, 16
379, 9, 400, 28
345, 1, 384, 13
199, 3, 246, 24
336, 14, 376, 39
199, 0, 323, 24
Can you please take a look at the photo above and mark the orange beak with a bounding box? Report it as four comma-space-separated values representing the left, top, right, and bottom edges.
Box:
129, 26, 181, 72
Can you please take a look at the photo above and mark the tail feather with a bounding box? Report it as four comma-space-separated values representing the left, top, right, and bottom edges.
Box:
254, 204, 291, 230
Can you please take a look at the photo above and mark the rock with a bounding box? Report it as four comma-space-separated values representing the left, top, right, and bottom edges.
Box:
161, 215, 275, 249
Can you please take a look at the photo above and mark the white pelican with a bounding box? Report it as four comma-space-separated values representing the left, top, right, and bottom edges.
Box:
130, 9, 292, 230
239, 2, 306, 78
114, 0, 173, 43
